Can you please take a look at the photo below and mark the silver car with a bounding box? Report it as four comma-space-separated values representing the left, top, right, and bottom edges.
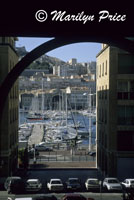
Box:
103, 177, 122, 191
85, 178, 100, 191
121, 179, 134, 190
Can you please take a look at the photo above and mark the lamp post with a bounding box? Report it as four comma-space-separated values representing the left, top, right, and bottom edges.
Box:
83, 90, 96, 152
89, 88, 92, 152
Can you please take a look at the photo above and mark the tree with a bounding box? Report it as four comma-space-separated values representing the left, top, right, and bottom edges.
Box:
18, 148, 29, 169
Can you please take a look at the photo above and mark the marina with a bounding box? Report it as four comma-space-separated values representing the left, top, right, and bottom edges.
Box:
19, 110, 96, 151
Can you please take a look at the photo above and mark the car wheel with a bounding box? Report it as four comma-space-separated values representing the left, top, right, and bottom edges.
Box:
103, 185, 108, 192
7, 189, 11, 194
106, 187, 110, 192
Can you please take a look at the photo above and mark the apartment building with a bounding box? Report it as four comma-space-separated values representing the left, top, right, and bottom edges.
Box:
96, 44, 134, 179
0, 37, 19, 177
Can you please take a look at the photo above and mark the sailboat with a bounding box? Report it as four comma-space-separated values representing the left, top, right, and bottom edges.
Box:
27, 96, 44, 121
27, 78, 49, 121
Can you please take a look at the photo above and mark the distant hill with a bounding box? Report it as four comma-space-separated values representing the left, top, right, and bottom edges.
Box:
16, 46, 66, 73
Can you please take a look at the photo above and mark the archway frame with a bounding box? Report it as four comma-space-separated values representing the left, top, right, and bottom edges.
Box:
0, 36, 134, 120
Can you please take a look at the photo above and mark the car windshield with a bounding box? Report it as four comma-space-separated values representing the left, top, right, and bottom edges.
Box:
28, 181, 39, 185
51, 180, 61, 184
108, 179, 118, 183
88, 180, 99, 184
69, 179, 79, 184
130, 181, 134, 184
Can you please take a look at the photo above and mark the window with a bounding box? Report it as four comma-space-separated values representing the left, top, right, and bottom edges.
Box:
105, 85, 107, 99
118, 105, 134, 125
105, 109, 107, 124
99, 86, 101, 99
117, 131, 134, 151
102, 86, 104, 99
117, 80, 128, 99
117, 81, 128, 92
118, 54, 134, 74
130, 81, 134, 99
97, 65, 99, 78
105, 60, 107, 75
99, 64, 101, 77
102, 63, 104, 76
117, 80, 134, 100
102, 108, 104, 122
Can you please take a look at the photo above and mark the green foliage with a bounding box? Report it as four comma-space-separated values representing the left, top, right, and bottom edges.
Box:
18, 148, 28, 169
28, 61, 52, 71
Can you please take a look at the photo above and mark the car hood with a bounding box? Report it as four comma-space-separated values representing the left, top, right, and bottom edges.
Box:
108, 183, 121, 187
51, 184, 63, 186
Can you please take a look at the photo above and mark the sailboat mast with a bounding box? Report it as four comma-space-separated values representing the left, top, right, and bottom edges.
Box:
42, 78, 44, 115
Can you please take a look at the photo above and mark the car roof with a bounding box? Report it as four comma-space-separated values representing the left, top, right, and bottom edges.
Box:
105, 177, 118, 180
6, 176, 21, 179
15, 198, 32, 200
68, 178, 79, 180
125, 179, 134, 181
27, 179, 39, 182
51, 178, 61, 181
87, 178, 99, 180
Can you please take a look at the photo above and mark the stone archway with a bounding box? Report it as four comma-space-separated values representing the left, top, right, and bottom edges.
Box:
0, 36, 134, 120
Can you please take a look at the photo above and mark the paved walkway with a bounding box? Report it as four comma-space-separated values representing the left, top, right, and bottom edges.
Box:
28, 123, 44, 147
29, 161, 96, 168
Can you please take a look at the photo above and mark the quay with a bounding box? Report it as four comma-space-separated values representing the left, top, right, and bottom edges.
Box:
28, 123, 44, 147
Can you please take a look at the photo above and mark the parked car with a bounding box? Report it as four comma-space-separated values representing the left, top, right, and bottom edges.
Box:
7, 195, 57, 200
33, 194, 58, 200
103, 177, 122, 192
121, 179, 134, 190
35, 145, 52, 151
25, 179, 42, 192
7, 198, 32, 200
65, 178, 81, 191
85, 178, 100, 191
61, 193, 95, 200
4, 176, 22, 190
89, 152, 96, 156
47, 178, 64, 192
7, 178, 25, 194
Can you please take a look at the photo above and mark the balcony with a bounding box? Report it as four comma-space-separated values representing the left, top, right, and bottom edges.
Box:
118, 117, 134, 125
117, 92, 134, 100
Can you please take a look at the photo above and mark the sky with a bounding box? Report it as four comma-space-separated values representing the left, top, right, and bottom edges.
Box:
16, 37, 101, 63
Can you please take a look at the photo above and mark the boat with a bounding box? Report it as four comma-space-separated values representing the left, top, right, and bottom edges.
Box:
27, 114, 44, 121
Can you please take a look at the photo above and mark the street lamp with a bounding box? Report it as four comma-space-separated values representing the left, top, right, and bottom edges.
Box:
83, 90, 96, 152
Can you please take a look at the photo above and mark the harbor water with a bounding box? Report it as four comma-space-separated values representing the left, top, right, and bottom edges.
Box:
19, 111, 96, 146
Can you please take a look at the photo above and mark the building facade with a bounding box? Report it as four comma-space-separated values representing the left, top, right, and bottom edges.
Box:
0, 37, 19, 177
96, 44, 134, 179
20, 86, 90, 111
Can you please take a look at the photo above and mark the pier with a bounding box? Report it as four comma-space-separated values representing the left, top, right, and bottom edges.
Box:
28, 123, 44, 147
